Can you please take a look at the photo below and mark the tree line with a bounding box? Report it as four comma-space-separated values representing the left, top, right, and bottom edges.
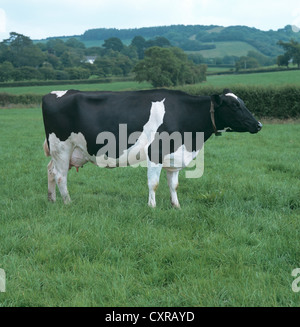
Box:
0, 31, 299, 87
0, 32, 206, 87
82, 24, 300, 57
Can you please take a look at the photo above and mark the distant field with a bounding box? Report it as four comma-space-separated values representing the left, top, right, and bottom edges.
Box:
0, 70, 300, 97
204, 70, 300, 88
187, 41, 262, 58
0, 81, 152, 95
81, 39, 133, 47
1, 108, 300, 306
207, 67, 233, 73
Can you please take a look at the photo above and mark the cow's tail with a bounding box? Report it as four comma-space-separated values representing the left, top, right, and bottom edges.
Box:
43, 139, 50, 157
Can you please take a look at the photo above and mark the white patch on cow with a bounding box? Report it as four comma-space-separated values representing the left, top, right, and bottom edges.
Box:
49, 132, 95, 163
96, 99, 166, 168
166, 170, 180, 208
134, 99, 165, 162
225, 92, 238, 100
163, 145, 199, 169
147, 161, 162, 208
51, 90, 68, 98
49, 132, 96, 169
48, 132, 96, 203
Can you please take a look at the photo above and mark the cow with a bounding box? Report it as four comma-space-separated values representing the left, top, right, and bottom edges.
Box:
42, 88, 262, 208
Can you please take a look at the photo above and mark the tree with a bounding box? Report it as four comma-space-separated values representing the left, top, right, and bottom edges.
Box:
2, 32, 45, 67
131, 36, 171, 60
13, 66, 42, 81
60, 51, 73, 68
247, 51, 275, 66
277, 53, 290, 67
131, 36, 146, 59
46, 39, 68, 56
65, 67, 90, 80
235, 56, 259, 71
39, 67, 56, 80
46, 53, 60, 69
133, 46, 206, 87
145, 36, 171, 48
134, 47, 180, 87
188, 53, 206, 65
94, 51, 134, 77
103, 37, 124, 52
0, 61, 14, 82
94, 57, 112, 77
65, 38, 86, 49
3, 32, 32, 48
278, 39, 300, 68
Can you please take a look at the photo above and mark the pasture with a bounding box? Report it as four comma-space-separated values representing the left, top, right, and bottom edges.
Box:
1, 70, 300, 99
0, 81, 152, 96
1, 104, 300, 306
187, 41, 261, 58
204, 70, 300, 87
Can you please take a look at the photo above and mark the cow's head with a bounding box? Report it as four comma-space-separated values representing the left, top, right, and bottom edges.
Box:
211, 89, 262, 134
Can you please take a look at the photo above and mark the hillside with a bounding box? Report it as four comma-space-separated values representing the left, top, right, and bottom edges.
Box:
40, 24, 300, 58
185, 41, 260, 59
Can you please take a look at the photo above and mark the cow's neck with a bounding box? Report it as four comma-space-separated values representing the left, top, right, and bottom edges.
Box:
209, 101, 224, 136
210, 101, 218, 135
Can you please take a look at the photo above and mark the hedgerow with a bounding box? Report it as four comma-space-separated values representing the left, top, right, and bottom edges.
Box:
0, 93, 42, 107
178, 85, 300, 119
1, 85, 300, 119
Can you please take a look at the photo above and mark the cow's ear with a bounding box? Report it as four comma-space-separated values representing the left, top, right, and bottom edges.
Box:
211, 94, 222, 107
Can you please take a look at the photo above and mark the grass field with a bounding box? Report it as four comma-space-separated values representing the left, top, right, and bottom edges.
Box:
0, 81, 152, 95
187, 41, 263, 58
1, 70, 299, 98
204, 70, 300, 87
1, 107, 300, 306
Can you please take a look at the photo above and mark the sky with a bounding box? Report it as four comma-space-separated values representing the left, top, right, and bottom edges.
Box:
1, 0, 300, 41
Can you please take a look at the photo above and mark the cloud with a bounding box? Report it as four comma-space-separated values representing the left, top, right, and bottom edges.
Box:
0, 8, 6, 33
292, 7, 300, 32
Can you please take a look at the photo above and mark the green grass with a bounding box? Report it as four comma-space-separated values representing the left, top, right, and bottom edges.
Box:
207, 67, 234, 73
1, 108, 300, 306
204, 70, 300, 87
1, 70, 300, 98
187, 41, 262, 58
0, 81, 152, 95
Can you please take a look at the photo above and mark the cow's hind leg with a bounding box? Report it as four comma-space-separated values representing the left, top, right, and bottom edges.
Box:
53, 162, 71, 204
52, 154, 72, 204
147, 161, 162, 208
49, 136, 73, 204
47, 160, 56, 202
166, 169, 180, 209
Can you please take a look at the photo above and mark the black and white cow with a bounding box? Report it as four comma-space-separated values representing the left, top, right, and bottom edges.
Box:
42, 88, 262, 207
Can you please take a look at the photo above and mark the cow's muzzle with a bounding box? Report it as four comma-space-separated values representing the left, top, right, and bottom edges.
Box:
249, 121, 263, 134
257, 122, 263, 131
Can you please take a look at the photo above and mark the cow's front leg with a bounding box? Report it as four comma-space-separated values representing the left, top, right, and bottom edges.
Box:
147, 161, 162, 208
166, 169, 180, 208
